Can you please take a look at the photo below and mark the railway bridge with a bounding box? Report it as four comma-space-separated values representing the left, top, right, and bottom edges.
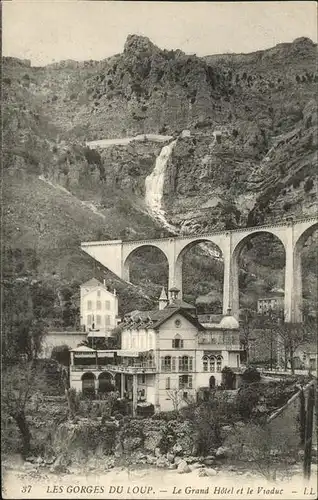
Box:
81, 217, 318, 322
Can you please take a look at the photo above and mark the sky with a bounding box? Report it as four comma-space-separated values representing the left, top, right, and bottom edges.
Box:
3, 1, 317, 66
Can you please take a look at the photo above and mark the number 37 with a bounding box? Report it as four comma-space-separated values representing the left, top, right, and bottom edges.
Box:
21, 486, 32, 493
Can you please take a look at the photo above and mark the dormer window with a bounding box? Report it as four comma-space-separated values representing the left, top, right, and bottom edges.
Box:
172, 334, 184, 348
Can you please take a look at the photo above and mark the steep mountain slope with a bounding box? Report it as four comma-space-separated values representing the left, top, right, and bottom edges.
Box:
3, 35, 317, 325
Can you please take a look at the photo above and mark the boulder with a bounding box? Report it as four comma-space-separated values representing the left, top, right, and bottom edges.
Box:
154, 447, 161, 457
166, 452, 175, 463
174, 456, 183, 466
168, 463, 177, 470
197, 467, 218, 477
177, 460, 191, 474
215, 446, 230, 458
205, 468, 218, 477
172, 444, 183, 455
204, 459, 215, 466
146, 455, 157, 465
156, 457, 168, 468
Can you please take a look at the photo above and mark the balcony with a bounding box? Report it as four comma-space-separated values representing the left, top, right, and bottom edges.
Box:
71, 363, 156, 374
198, 334, 241, 351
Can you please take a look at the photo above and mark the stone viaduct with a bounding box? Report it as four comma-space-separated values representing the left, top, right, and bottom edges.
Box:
81, 217, 318, 323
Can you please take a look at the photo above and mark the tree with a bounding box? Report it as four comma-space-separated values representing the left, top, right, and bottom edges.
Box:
51, 344, 70, 367
240, 308, 257, 365
276, 322, 314, 374
2, 282, 46, 362
166, 389, 187, 411
2, 362, 46, 457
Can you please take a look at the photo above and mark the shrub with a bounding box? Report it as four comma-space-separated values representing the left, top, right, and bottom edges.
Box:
241, 366, 261, 384
304, 178, 314, 192
236, 385, 261, 421
152, 410, 181, 422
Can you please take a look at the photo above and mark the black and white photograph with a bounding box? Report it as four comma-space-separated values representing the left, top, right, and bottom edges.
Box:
1, 1, 317, 499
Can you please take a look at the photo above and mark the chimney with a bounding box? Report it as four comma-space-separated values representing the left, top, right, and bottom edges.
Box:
169, 287, 180, 304
158, 287, 168, 310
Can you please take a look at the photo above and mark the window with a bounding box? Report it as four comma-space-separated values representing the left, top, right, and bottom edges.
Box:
97, 290, 101, 297
179, 375, 193, 389
166, 377, 171, 390
179, 356, 193, 372
203, 356, 208, 372
172, 334, 184, 348
171, 357, 176, 372
105, 315, 110, 325
210, 357, 216, 372
105, 300, 110, 310
96, 315, 101, 326
148, 354, 154, 368
161, 356, 172, 372
216, 356, 223, 372
87, 300, 92, 310
141, 374, 146, 384
87, 314, 92, 325
96, 300, 101, 310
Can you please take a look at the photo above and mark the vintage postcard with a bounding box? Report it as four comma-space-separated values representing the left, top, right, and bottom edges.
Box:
1, 1, 317, 499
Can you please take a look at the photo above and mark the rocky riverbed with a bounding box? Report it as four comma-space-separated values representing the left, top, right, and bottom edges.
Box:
2, 454, 317, 500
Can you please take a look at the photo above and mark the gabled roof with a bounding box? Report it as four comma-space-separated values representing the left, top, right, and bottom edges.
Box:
81, 278, 103, 288
123, 305, 205, 331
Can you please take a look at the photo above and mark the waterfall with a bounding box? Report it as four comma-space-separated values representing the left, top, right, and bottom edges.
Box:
145, 140, 178, 231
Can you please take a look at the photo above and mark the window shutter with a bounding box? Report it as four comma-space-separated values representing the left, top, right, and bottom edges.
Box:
178, 357, 182, 371
189, 357, 193, 371
189, 376, 193, 389
172, 357, 176, 372
166, 377, 170, 390
181, 340, 184, 348
172, 339, 175, 348
161, 357, 165, 370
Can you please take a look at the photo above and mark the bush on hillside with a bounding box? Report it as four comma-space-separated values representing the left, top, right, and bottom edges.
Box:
242, 366, 261, 384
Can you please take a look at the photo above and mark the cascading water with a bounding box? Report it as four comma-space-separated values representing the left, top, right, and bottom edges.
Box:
144, 140, 178, 232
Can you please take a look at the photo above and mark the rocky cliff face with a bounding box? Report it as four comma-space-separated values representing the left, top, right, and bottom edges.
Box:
3, 35, 317, 320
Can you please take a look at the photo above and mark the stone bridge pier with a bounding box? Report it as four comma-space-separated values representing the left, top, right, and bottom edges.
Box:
81, 217, 317, 323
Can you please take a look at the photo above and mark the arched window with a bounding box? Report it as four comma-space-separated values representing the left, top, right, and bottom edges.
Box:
210, 357, 216, 372
172, 334, 184, 348
203, 356, 208, 372
216, 355, 223, 372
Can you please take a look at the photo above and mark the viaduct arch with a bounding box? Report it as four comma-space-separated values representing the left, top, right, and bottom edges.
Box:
81, 217, 318, 323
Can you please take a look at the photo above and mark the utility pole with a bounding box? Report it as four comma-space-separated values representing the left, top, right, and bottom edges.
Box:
303, 385, 315, 480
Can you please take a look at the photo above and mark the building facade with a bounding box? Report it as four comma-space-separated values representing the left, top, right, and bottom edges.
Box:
69, 290, 243, 413
41, 278, 119, 358
80, 278, 119, 332
257, 291, 284, 314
